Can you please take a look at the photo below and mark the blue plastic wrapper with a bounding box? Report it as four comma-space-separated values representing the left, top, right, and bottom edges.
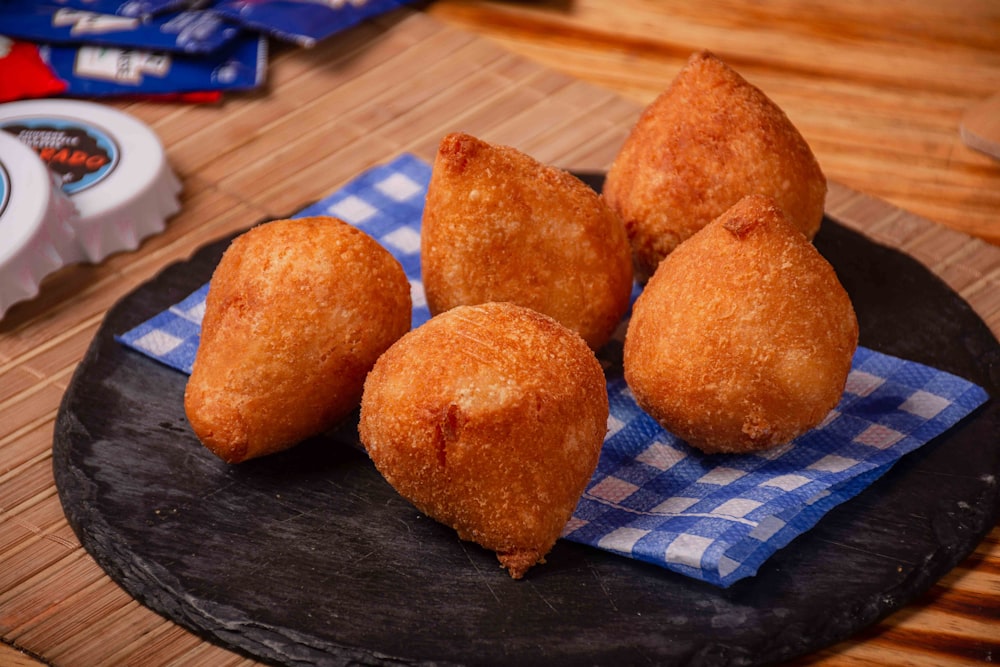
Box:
209, 0, 416, 47
38, 33, 267, 96
0, 4, 241, 54
35, 0, 196, 18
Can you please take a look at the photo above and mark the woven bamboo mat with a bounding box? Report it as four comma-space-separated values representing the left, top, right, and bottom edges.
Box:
1, 9, 998, 666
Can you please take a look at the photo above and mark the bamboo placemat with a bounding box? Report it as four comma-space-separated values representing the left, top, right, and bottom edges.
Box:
1, 9, 998, 666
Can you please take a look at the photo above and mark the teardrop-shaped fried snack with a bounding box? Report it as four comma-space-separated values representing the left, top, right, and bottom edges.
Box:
421, 132, 633, 351
359, 302, 608, 578
623, 195, 857, 454
604, 50, 827, 280
185, 216, 411, 464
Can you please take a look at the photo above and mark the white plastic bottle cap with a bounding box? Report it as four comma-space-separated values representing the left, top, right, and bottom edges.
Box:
0, 99, 182, 264
0, 131, 81, 318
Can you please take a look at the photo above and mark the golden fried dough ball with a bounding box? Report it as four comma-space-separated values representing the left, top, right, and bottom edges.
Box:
604, 50, 827, 280
359, 302, 608, 579
421, 132, 633, 351
623, 195, 857, 454
185, 216, 411, 464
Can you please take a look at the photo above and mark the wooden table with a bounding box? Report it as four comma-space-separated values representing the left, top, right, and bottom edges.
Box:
1, 3, 998, 666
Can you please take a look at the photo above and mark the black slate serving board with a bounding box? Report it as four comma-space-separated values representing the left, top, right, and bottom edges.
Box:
53, 194, 1000, 666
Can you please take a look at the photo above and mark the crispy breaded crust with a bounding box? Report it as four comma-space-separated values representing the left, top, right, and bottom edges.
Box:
623, 195, 858, 454
359, 302, 608, 578
604, 51, 827, 280
421, 132, 633, 351
184, 216, 411, 464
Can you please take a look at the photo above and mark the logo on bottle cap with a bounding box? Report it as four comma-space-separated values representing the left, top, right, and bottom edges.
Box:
0, 118, 119, 195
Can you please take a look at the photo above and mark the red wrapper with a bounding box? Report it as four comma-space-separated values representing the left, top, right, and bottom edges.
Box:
0, 39, 67, 102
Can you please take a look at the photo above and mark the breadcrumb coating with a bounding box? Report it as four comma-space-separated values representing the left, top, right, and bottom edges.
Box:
359, 302, 608, 578
623, 195, 857, 454
422, 132, 633, 351
604, 51, 827, 280
184, 216, 412, 463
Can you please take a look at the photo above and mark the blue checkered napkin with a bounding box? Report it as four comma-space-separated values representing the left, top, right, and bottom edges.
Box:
117, 285, 209, 375
117, 154, 989, 587
564, 346, 989, 586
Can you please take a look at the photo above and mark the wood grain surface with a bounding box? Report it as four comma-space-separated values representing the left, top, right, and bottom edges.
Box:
426, 0, 1000, 247
963, 92, 1000, 160
1, 4, 998, 666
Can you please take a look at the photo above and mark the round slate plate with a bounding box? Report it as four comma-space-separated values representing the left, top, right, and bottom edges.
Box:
54, 195, 999, 667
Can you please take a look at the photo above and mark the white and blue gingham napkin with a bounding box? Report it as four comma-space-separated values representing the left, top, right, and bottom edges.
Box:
117, 154, 989, 587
